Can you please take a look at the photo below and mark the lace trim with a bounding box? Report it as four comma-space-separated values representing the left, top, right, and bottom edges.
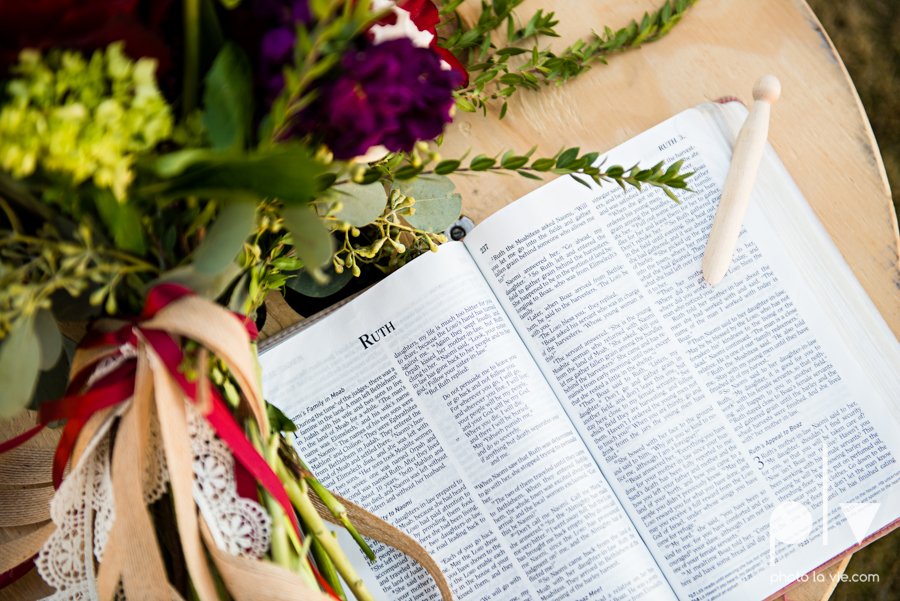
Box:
187, 402, 272, 558
37, 411, 119, 601
37, 383, 271, 599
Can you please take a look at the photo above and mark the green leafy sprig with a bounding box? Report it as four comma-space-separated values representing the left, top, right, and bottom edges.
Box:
447, 0, 698, 116
328, 186, 450, 276
351, 145, 695, 202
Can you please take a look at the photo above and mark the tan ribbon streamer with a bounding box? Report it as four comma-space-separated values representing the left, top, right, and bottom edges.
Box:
143, 295, 269, 436
199, 518, 333, 601
68, 344, 120, 383
0, 522, 56, 573
150, 296, 454, 599
311, 493, 455, 601
69, 406, 118, 469
96, 348, 170, 601
150, 343, 218, 601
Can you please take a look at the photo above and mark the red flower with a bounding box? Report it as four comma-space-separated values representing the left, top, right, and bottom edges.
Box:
389, 0, 468, 87
0, 0, 173, 74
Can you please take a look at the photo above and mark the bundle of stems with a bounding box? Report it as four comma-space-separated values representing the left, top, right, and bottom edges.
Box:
247, 422, 376, 601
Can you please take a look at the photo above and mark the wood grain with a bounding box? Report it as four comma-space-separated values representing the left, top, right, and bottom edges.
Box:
782, 556, 853, 601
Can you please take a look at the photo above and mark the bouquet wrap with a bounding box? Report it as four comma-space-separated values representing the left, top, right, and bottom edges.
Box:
0, 286, 453, 601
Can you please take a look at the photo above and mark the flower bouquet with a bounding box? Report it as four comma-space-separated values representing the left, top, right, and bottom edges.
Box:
0, 0, 696, 599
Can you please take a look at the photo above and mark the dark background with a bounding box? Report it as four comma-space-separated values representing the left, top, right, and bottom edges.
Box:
801, 1, 900, 599
809, 0, 900, 218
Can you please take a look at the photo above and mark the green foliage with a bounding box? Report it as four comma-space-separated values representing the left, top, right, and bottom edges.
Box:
143, 146, 324, 205
192, 201, 257, 274
445, 0, 698, 115
29, 335, 76, 410
371, 145, 694, 202
330, 182, 389, 227
33, 308, 61, 370
280, 205, 334, 283
267, 402, 298, 433
285, 262, 353, 298
0, 315, 40, 418
93, 189, 148, 255
149, 262, 243, 300
203, 43, 253, 152
391, 176, 463, 233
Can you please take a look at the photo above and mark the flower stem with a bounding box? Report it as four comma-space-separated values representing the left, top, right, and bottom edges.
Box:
276, 461, 376, 601
310, 538, 347, 601
183, 0, 201, 119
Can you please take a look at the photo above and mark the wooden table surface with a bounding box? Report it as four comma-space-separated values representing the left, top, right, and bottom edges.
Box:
4, 0, 898, 599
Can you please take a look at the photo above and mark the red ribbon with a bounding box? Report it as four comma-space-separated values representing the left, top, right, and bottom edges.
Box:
0, 284, 340, 599
0, 555, 36, 589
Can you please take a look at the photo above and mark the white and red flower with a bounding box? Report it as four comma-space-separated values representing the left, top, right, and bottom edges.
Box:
369, 0, 468, 86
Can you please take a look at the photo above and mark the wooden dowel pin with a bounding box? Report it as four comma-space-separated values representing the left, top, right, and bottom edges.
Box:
702, 75, 781, 285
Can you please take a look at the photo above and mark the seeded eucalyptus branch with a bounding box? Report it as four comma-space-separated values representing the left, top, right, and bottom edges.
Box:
444, 0, 699, 116
0, 226, 159, 335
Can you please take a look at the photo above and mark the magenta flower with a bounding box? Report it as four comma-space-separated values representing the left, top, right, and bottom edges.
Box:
295, 38, 460, 160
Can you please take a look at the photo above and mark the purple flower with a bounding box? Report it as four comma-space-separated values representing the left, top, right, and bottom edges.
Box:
255, 0, 311, 102
294, 38, 460, 160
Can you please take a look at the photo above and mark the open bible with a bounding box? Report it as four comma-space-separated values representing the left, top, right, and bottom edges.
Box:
258, 102, 900, 601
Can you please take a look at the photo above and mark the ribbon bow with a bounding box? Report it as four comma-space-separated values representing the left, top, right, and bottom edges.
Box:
1, 284, 455, 601
0, 284, 343, 599
0, 286, 281, 501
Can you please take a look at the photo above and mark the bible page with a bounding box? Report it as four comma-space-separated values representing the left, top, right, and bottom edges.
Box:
259, 243, 675, 601
463, 106, 900, 601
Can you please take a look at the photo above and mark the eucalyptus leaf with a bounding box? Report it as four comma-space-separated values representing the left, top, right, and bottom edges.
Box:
193, 201, 256, 274
29, 337, 75, 410
148, 262, 243, 301
391, 175, 463, 233
285, 261, 352, 298
332, 182, 387, 227
280, 205, 334, 281
33, 309, 61, 371
0, 316, 40, 419
93, 189, 148, 255
203, 43, 253, 151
